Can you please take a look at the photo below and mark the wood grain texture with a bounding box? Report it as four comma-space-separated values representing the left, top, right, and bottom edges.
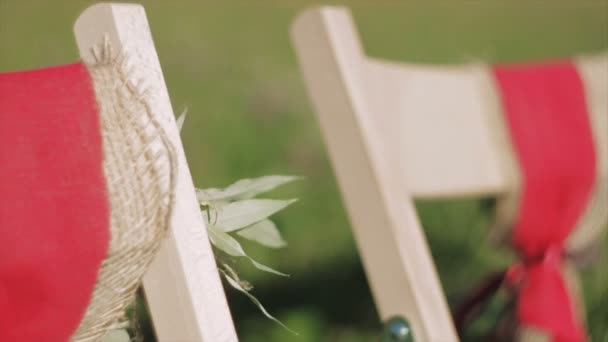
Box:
74, 4, 237, 342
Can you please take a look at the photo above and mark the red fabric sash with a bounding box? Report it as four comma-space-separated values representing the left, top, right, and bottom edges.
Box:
0, 63, 109, 341
493, 61, 595, 341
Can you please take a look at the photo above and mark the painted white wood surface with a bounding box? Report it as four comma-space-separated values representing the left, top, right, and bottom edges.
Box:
571, 55, 608, 252
74, 4, 237, 342
362, 59, 510, 198
291, 7, 463, 342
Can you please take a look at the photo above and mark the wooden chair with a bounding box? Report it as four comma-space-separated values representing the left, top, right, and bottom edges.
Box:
290, 6, 607, 341
1, 3, 236, 341
76, 4, 238, 341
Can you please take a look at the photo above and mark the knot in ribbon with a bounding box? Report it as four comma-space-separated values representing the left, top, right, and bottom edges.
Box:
504, 243, 584, 342
493, 61, 595, 342
505, 244, 563, 289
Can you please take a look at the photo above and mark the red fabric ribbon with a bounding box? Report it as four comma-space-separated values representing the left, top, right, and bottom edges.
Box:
0, 63, 109, 341
493, 61, 595, 342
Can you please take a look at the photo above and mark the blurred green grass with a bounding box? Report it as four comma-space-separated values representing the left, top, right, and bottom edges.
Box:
1, 1, 606, 341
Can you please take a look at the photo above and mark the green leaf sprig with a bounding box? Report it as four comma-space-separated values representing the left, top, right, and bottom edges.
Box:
178, 112, 299, 333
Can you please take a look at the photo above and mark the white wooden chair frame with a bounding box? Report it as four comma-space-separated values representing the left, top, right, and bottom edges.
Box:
75, 4, 237, 341
291, 6, 607, 342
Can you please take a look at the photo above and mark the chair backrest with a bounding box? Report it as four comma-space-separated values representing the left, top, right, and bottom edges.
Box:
290, 6, 607, 341
74, 4, 237, 341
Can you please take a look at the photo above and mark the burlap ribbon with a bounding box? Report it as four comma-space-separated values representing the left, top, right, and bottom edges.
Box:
71, 39, 177, 342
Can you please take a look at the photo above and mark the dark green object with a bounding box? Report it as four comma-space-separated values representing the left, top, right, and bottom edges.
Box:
380, 316, 414, 342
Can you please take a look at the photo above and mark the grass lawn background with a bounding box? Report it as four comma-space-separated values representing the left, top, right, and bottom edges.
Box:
1, 1, 606, 340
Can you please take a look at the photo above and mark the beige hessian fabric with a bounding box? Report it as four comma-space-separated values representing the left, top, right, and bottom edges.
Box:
71, 40, 177, 342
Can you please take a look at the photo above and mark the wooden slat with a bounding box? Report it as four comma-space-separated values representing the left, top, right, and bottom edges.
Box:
361, 58, 508, 198
291, 7, 460, 341
74, 4, 237, 342
570, 55, 608, 252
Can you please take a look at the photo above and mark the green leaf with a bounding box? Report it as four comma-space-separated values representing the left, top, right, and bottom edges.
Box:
214, 199, 297, 232
196, 188, 227, 205
101, 330, 130, 342
237, 219, 287, 248
226, 175, 301, 199
249, 259, 289, 276
208, 226, 288, 276
196, 175, 300, 202
220, 267, 298, 335
208, 225, 246, 257
176, 108, 187, 133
